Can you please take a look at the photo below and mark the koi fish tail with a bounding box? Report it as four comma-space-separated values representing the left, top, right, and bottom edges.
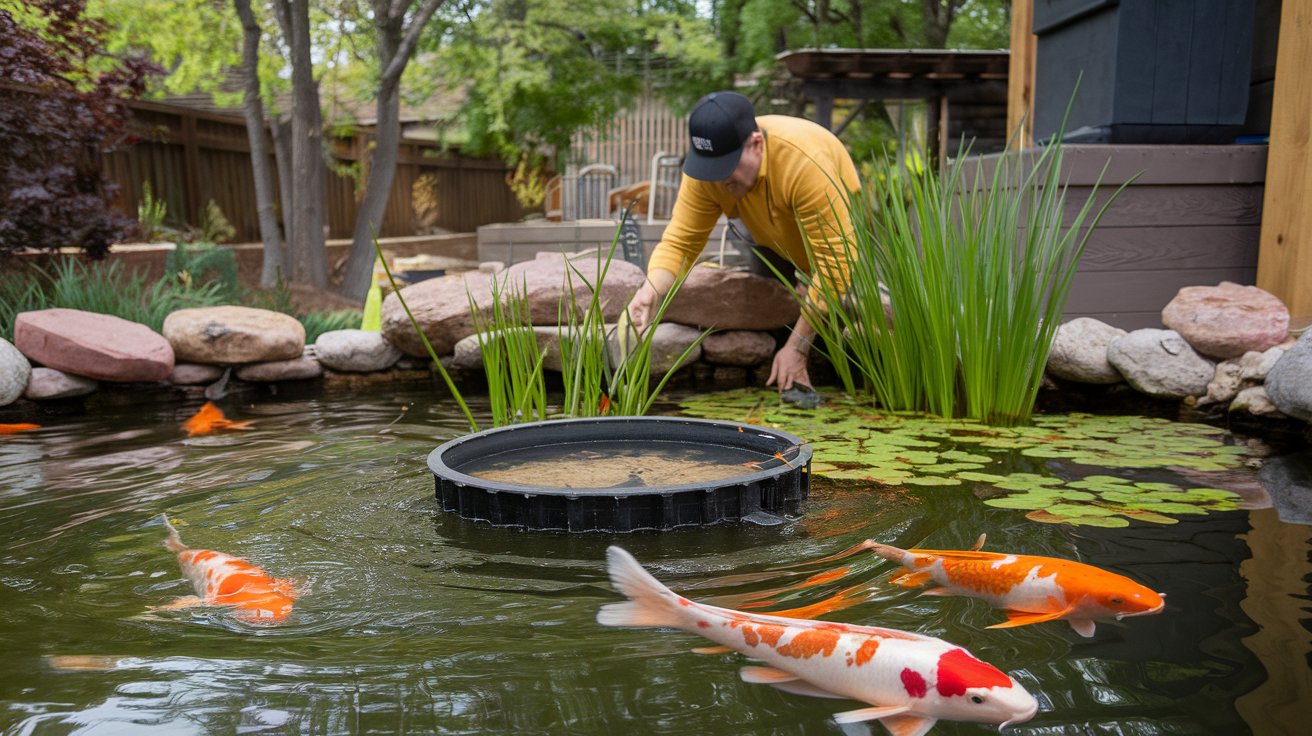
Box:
159, 514, 187, 553
597, 546, 689, 630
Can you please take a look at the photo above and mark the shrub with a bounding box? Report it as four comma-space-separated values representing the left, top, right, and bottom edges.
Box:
0, 1, 158, 257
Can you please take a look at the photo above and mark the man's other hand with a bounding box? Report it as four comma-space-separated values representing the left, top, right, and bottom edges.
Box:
766, 346, 811, 393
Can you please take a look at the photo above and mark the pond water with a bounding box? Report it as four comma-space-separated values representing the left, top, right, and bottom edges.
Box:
0, 386, 1308, 735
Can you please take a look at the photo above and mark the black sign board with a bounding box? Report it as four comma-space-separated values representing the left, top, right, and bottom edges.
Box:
618, 210, 645, 267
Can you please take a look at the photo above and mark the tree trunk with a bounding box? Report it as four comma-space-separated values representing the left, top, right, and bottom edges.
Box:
232, 0, 287, 287
340, 0, 447, 300
271, 114, 293, 250
273, 0, 328, 287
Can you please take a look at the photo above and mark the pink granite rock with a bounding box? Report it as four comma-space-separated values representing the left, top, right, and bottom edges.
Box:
701, 330, 777, 366
661, 265, 800, 330
14, 308, 174, 382
506, 251, 645, 325
23, 367, 98, 400
1161, 282, 1290, 359
381, 271, 495, 357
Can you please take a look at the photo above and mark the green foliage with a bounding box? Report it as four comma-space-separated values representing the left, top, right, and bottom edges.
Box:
0, 257, 228, 336
136, 182, 168, 241
299, 310, 364, 344
792, 120, 1126, 427
678, 388, 1252, 528
197, 199, 236, 244
164, 241, 241, 301
469, 275, 549, 426
433, 0, 725, 163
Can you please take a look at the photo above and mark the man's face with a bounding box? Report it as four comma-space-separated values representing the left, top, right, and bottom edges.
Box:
717, 132, 763, 200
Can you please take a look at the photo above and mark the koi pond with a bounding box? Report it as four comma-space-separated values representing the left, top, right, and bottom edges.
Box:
0, 385, 1308, 734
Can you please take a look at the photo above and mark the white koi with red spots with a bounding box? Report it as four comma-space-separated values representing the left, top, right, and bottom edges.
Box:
597, 546, 1037, 735
866, 535, 1165, 637
158, 514, 296, 624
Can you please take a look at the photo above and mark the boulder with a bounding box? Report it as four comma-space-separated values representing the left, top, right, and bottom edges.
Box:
1197, 358, 1243, 407
608, 322, 703, 374
450, 327, 561, 372
23, 367, 97, 400
501, 251, 645, 324
701, 330, 777, 366
1161, 281, 1290, 359
315, 330, 402, 373
164, 306, 305, 365
1106, 329, 1215, 399
1230, 386, 1284, 418
1046, 318, 1126, 384
1257, 450, 1312, 525
14, 308, 174, 382
168, 363, 225, 386
381, 271, 495, 357
661, 265, 800, 330
235, 350, 323, 382
1238, 346, 1285, 383
0, 337, 31, 406
1263, 331, 1312, 421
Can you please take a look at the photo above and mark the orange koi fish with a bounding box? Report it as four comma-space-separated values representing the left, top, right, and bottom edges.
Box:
158, 514, 296, 623
0, 423, 40, 435
598, 546, 1037, 733
866, 535, 1165, 637
182, 402, 254, 437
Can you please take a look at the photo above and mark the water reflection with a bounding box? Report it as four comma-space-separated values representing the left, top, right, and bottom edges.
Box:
0, 387, 1306, 734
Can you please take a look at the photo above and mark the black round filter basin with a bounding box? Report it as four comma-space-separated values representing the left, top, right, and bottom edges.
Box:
427, 416, 811, 532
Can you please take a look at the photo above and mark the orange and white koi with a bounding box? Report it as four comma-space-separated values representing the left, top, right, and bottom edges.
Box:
598, 546, 1037, 734
865, 535, 1165, 637
182, 402, 254, 437
158, 514, 296, 623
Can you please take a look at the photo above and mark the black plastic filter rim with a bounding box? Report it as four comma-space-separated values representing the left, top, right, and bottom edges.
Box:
427, 416, 812, 532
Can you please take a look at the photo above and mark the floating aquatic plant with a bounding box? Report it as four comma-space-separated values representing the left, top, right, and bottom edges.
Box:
677, 389, 1249, 527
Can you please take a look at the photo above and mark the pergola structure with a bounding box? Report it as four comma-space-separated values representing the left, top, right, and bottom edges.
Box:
776, 48, 1011, 161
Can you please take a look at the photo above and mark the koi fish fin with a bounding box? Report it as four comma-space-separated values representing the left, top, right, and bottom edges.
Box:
739, 665, 798, 684
787, 540, 876, 567
46, 655, 129, 672
159, 514, 187, 553
154, 595, 204, 611
888, 571, 933, 588
970, 533, 987, 551
597, 546, 687, 629
1068, 618, 1097, 638
692, 645, 734, 655
832, 705, 912, 725
919, 587, 955, 597
876, 713, 938, 736
987, 609, 1072, 629
768, 679, 849, 700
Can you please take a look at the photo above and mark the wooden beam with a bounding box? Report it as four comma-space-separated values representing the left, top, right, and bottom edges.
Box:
1257, 0, 1312, 318
1007, 0, 1036, 148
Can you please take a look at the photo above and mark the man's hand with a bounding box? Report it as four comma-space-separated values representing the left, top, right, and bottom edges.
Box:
766, 346, 811, 393
626, 280, 660, 332
626, 269, 676, 332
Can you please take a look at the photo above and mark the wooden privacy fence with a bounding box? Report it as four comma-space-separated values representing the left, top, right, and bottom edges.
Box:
102, 99, 530, 242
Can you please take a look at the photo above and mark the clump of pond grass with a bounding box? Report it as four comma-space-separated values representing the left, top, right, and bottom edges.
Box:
794, 117, 1129, 426
469, 273, 547, 426
0, 257, 229, 338
373, 237, 479, 431
300, 309, 364, 343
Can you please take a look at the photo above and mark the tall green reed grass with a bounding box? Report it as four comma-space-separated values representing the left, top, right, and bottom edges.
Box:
379, 220, 705, 430
794, 126, 1128, 426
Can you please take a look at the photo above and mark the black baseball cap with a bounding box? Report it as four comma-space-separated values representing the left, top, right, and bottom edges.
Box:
684, 91, 758, 182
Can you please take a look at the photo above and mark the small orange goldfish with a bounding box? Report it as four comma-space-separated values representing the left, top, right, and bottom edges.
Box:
158, 514, 297, 623
865, 535, 1165, 637
182, 402, 254, 437
0, 423, 40, 435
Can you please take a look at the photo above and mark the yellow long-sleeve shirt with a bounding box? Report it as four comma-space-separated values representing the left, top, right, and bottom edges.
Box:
647, 115, 862, 308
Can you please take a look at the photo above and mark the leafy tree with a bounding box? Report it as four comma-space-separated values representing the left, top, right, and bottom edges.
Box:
432, 0, 724, 169
0, 0, 158, 257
